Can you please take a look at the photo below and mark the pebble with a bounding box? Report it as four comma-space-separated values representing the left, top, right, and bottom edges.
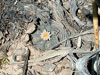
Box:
16, 56, 23, 61
42, 63, 56, 72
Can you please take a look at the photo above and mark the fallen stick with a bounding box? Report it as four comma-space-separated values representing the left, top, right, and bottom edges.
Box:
11, 47, 94, 66
92, 0, 99, 74
93, 0, 99, 47
11, 47, 72, 65
50, 29, 94, 49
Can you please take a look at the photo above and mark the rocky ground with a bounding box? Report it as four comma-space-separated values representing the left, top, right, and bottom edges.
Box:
0, 0, 99, 75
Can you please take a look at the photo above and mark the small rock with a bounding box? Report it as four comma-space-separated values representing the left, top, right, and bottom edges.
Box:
13, 48, 27, 61
42, 63, 56, 72
26, 22, 36, 34
16, 55, 23, 61
14, 48, 26, 56
21, 34, 29, 43
0, 31, 3, 40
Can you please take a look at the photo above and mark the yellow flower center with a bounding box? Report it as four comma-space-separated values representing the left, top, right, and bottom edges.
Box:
43, 32, 49, 38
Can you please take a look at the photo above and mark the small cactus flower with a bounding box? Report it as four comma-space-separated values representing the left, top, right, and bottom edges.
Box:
40, 29, 51, 40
